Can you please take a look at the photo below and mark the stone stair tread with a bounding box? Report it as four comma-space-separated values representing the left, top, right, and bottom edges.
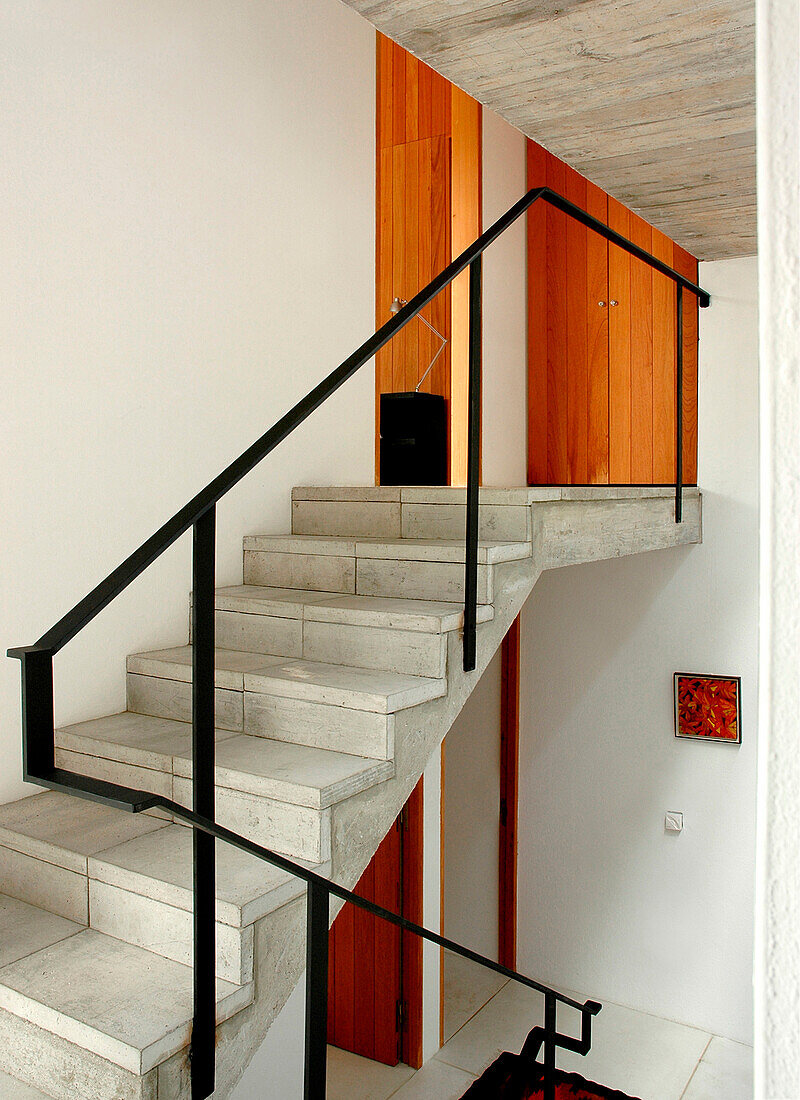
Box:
0, 791, 168, 875
243, 658, 447, 713
0, 1069, 52, 1098
58, 712, 393, 810
55, 712, 238, 776
127, 646, 280, 689
243, 533, 530, 563
215, 585, 346, 619
174, 734, 394, 808
87, 824, 321, 928
0, 893, 84, 970
0, 929, 252, 1074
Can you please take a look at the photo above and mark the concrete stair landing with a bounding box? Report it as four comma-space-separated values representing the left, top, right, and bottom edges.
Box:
0, 485, 701, 1098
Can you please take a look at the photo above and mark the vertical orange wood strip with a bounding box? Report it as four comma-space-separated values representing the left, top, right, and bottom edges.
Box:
327, 911, 336, 1044
377, 33, 393, 151
403, 141, 421, 393
450, 86, 482, 486
392, 40, 406, 146
564, 165, 589, 483
402, 780, 424, 1069
608, 198, 632, 482
527, 140, 548, 484
651, 228, 676, 483
333, 899, 355, 1050
391, 144, 408, 393
586, 181, 609, 483
353, 862, 376, 1058
499, 615, 521, 970
405, 51, 419, 143
546, 153, 568, 483
673, 244, 700, 484
376, 146, 394, 480
430, 68, 450, 136
373, 822, 402, 1065
418, 61, 433, 140
629, 213, 654, 482
430, 136, 452, 433
417, 140, 433, 391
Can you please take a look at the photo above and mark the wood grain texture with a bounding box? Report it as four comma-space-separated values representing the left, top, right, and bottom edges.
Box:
499, 615, 521, 971
651, 228, 676, 483
450, 85, 482, 486
673, 244, 700, 483
373, 821, 402, 1065
527, 141, 548, 484
629, 212, 654, 482
402, 779, 424, 1069
347, 0, 756, 259
586, 181, 610, 483
608, 196, 632, 482
545, 154, 568, 483
565, 165, 589, 484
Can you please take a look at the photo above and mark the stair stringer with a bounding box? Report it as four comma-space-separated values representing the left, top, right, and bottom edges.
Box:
197, 491, 701, 1099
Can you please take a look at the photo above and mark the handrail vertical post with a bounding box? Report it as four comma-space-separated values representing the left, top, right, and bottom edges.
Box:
304, 880, 330, 1099
463, 255, 482, 673
543, 990, 557, 1100
19, 648, 55, 782
191, 505, 216, 1100
675, 287, 684, 523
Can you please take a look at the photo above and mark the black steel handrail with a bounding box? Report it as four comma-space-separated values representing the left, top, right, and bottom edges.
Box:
8, 184, 710, 1099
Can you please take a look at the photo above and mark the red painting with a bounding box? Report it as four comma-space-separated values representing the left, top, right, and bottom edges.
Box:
674, 674, 741, 743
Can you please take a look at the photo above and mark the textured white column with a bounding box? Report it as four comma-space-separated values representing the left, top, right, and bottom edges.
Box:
755, 0, 800, 1095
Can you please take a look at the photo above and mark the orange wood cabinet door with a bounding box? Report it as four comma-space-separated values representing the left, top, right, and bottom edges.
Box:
328, 819, 402, 1065
527, 139, 699, 486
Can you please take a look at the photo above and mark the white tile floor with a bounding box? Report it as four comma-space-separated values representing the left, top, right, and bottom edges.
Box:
327, 953, 754, 1100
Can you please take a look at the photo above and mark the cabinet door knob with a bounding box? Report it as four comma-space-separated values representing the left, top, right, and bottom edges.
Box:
610, 299, 619, 306
598, 301, 606, 307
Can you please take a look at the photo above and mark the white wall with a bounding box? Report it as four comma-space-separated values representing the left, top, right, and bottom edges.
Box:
232, 980, 305, 1099
0, 0, 376, 804
444, 649, 502, 960
481, 107, 528, 488
516, 257, 759, 1044
754, 0, 800, 1093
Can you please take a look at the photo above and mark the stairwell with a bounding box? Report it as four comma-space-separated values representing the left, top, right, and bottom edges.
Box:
0, 484, 701, 1099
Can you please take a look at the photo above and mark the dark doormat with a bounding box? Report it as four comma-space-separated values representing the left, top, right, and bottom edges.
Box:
460, 1052, 643, 1100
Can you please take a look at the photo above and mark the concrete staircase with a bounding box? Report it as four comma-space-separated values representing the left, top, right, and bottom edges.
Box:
0, 485, 701, 1099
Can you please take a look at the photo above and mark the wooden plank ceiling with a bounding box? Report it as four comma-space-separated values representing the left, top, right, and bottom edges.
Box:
343, 0, 756, 259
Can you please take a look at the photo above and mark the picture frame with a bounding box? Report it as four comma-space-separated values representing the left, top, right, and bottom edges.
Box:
674, 673, 742, 744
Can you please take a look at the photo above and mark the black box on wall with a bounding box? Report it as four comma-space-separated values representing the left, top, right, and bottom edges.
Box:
379, 392, 448, 486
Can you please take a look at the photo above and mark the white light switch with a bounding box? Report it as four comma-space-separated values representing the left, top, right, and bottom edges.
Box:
665, 811, 684, 833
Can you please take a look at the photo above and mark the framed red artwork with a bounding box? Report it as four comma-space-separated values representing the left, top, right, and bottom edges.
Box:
674, 673, 742, 744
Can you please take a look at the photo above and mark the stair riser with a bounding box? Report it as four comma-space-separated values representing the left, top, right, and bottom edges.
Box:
0, 843, 87, 925
356, 558, 493, 603
127, 673, 243, 732
195, 609, 303, 659
302, 620, 447, 678
244, 692, 394, 759
400, 502, 531, 542
172, 780, 331, 863
244, 550, 355, 592
291, 499, 402, 539
89, 880, 253, 986
0, 1008, 157, 1100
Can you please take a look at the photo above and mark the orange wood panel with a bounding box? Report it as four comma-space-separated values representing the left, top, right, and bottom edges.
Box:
353, 861, 376, 1056
391, 144, 410, 394
499, 615, 521, 971
527, 141, 548, 483
430, 68, 451, 138
375, 145, 394, 474
377, 34, 393, 151
651, 228, 676, 484
404, 50, 419, 144
608, 197, 632, 483
417, 140, 433, 390
401, 140, 421, 394
449, 86, 482, 486
401, 780, 424, 1069
429, 136, 452, 406
586, 182, 609, 483
629, 213, 654, 482
392, 40, 406, 147
331, 894, 355, 1051
417, 60, 433, 140
545, 154, 568, 483
672, 244, 699, 484
373, 820, 402, 1065
564, 165, 589, 484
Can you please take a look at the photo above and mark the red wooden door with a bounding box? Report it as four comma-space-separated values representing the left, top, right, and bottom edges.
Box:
328, 817, 403, 1065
